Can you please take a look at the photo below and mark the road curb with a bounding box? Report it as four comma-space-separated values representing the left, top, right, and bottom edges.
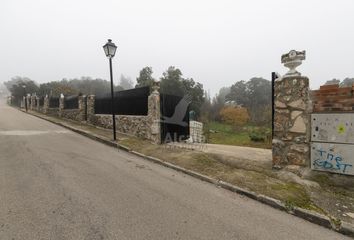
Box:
339, 222, 354, 237
293, 208, 332, 229
24, 110, 354, 238
218, 180, 259, 201
256, 194, 287, 211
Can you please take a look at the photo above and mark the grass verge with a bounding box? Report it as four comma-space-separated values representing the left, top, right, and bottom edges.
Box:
206, 121, 271, 149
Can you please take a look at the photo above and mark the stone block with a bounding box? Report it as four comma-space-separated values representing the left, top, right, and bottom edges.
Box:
287, 152, 306, 166
291, 111, 302, 120
275, 101, 287, 108
289, 116, 306, 133
288, 99, 306, 110
290, 144, 309, 154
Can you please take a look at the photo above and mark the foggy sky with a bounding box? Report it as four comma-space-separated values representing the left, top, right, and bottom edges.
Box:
1, 0, 353, 95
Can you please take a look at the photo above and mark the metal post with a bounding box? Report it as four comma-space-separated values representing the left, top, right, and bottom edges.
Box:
109, 57, 117, 141
271, 72, 276, 139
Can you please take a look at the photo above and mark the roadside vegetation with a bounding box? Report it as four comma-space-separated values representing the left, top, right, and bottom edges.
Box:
199, 78, 272, 148
205, 121, 271, 149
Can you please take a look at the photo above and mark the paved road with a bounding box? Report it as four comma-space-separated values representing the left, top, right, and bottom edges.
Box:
0, 101, 349, 240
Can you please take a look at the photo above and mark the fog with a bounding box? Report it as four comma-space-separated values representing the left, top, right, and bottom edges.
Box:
1, 0, 353, 95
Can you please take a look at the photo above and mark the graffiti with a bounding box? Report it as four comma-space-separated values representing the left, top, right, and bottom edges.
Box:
337, 124, 346, 134
313, 149, 353, 174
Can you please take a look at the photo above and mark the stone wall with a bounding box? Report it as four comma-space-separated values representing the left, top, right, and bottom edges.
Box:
46, 108, 59, 116
89, 114, 151, 138
60, 109, 82, 121
59, 96, 85, 122
29, 85, 161, 144
87, 85, 161, 144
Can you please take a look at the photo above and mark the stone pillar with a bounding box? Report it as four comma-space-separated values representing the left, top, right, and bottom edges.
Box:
36, 97, 40, 111
7, 96, 12, 105
59, 94, 64, 117
273, 50, 311, 169
21, 96, 25, 108
147, 81, 161, 144
87, 95, 95, 124
26, 95, 31, 110
77, 95, 85, 122
43, 95, 49, 114
30, 95, 36, 110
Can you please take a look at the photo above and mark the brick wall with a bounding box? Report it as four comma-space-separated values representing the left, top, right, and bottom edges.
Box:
312, 84, 354, 112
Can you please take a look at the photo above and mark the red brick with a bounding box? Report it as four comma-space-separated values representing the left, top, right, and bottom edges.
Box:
319, 84, 339, 90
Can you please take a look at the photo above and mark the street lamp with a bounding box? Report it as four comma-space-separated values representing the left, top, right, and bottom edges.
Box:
103, 39, 118, 141
22, 85, 27, 112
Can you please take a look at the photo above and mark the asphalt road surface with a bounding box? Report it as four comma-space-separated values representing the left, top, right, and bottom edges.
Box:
0, 100, 350, 240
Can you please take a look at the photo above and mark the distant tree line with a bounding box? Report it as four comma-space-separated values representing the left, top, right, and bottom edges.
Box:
4, 66, 205, 117
8, 68, 351, 127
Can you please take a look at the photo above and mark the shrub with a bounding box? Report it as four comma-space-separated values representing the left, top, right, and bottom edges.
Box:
249, 127, 271, 142
219, 106, 250, 126
249, 131, 265, 142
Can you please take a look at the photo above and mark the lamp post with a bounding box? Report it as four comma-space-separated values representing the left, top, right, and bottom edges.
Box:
103, 39, 118, 141
22, 85, 27, 112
